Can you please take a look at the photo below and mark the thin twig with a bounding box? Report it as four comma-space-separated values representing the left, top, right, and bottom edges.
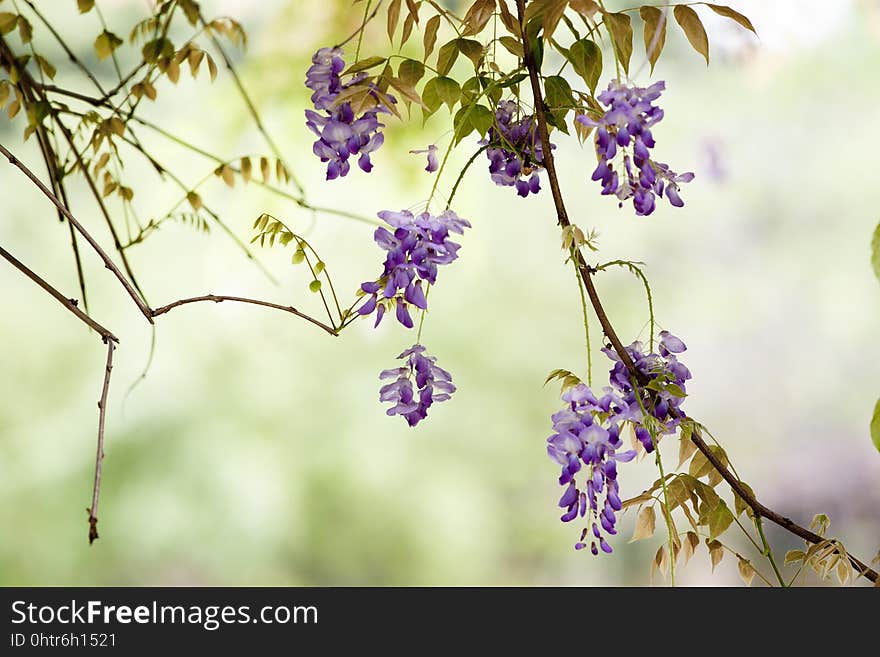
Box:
88, 338, 115, 544
151, 294, 339, 336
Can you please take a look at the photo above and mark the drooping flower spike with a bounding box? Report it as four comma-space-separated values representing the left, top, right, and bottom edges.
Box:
547, 331, 691, 553
577, 80, 693, 216
480, 100, 551, 197
380, 345, 456, 426
304, 47, 394, 180
358, 209, 470, 329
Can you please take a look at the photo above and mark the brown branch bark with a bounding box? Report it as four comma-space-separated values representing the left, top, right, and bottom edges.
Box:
89, 338, 115, 544
151, 295, 339, 336
514, 0, 878, 584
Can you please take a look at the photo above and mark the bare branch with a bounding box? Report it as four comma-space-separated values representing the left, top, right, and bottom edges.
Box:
151, 294, 339, 336
88, 338, 116, 544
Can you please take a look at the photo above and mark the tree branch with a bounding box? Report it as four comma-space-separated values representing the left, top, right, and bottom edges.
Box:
89, 338, 115, 544
514, 0, 878, 584
151, 294, 339, 336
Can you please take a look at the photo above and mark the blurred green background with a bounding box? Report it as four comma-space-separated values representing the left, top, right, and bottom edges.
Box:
1, 0, 878, 586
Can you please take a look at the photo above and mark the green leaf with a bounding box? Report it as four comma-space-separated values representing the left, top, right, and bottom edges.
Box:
77, 0, 96, 12
309, 279, 322, 293
423, 14, 441, 58
436, 40, 459, 76
525, 0, 569, 42
428, 76, 460, 111
544, 75, 575, 110
707, 502, 734, 540
707, 4, 756, 34
567, 39, 602, 93
344, 56, 387, 76
456, 38, 484, 69
469, 104, 493, 137
871, 221, 880, 284
94, 30, 123, 61
871, 398, 880, 454
498, 35, 523, 58
398, 58, 425, 87
453, 105, 477, 144
639, 6, 667, 73
141, 37, 173, 63
453, 103, 493, 144
0, 12, 18, 35
603, 12, 633, 75
674, 6, 710, 65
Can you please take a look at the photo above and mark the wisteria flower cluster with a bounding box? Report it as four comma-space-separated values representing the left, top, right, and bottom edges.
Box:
304, 47, 391, 180
379, 345, 456, 426
480, 101, 548, 197
577, 81, 694, 216
546, 331, 691, 553
358, 208, 470, 328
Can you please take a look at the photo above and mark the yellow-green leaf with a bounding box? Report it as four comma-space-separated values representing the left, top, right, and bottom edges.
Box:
462, 0, 495, 36
423, 14, 440, 59
707, 539, 724, 571
94, 30, 123, 61
674, 6, 709, 65
639, 6, 666, 73
344, 56, 387, 76
871, 398, 880, 453
387, 0, 402, 41
630, 505, 656, 542
737, 557, 755, 586
707, 4, 756, 34
186, 191, 202, 211
0, 13, 17, 35
603, 12, 633, 75
707, 502, 734, 540
77, 0, 96, 13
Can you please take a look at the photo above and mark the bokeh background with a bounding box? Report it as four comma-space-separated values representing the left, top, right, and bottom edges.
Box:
1, 0, 878, 586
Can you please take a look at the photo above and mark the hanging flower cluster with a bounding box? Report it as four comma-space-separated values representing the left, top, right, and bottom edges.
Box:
358, 209, 470, 329
379, 345, 456, 426
481, 100, 548, 197
304, 47, 391, 179
577, 81, 694, 216
547, 331, 691, 553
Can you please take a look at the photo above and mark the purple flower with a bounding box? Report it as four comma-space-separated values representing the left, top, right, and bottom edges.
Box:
358, 209, 470, 329
480, 101, 551, 197
410, 145, 439, 173
576, 80, 693, 216
380, 344, 456, 426
547, 332, 691, 553
304, 47, 394, 179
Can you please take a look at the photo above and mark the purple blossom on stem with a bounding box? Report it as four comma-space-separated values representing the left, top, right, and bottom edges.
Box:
304, 47, 394, 180
480, 100, 551, 197
547, 331, 691, 553
576, 80, 693, 216
358, 209, 470, 328
380, 345, 456, 426
410, 145, 439, 173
